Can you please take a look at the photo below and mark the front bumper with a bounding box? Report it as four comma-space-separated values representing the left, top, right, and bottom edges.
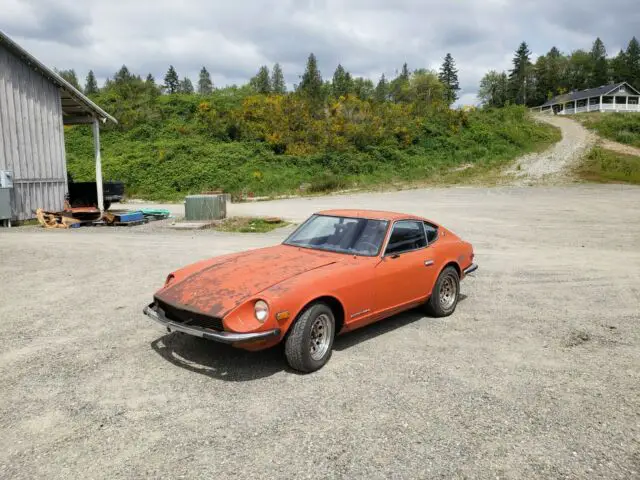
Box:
463, 263, 478, 275
143, 303, 281, 344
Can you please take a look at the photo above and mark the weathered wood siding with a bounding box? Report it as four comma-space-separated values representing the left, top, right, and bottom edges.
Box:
0, 43, 67, 220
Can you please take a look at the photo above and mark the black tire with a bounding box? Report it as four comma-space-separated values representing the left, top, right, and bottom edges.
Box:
285, 303, 335, 373
425, 266, 460, 317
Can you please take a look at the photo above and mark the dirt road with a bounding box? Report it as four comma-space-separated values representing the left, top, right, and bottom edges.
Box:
507, 115, 597, 183
1, 184, 639, 479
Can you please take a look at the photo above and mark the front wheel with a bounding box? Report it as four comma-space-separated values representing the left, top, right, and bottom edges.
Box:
425, 266, 460, 317
285, 303, 335, 373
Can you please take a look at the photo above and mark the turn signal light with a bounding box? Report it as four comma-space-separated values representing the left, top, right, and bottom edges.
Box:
276, 311, 290, 322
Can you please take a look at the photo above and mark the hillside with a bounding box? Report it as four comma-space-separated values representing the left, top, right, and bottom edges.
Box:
65, 88, 559, 201
575, 113, 640, 148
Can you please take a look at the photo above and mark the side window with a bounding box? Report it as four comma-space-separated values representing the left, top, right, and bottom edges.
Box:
385, 221, 427, 255
424, 222, 438, 244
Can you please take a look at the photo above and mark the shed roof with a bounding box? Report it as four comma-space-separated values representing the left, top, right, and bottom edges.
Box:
0, 30, 116, 125
540, 82, 640, 107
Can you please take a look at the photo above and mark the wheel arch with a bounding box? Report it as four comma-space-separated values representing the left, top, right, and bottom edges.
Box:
289, 295, 346, 336
441, 260, 461, 277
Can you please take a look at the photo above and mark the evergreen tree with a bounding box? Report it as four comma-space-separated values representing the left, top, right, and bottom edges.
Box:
164, 65, 180, 94
198, 67, 213, 95
145, 73, 156, 86
57, 69, 81, 91
179, 77, 194, 94
374, 74, 389, 102
332, 64, 353, 97
590, 38, 608, 87
250, 66, 272, 94
390, 63, 411, 102
566, 50, 591, 91
438, 53, 460, 105
114, 65, 134, 84
508, 42, 533, 105
298, 53, 323, 104
626, 37, 640, 90
610, 50, 628, 83
84, 70, 99, 95
271, 63, 286, 94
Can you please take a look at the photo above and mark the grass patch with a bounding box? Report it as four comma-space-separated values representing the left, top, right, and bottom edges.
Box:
575, 146, 640, 184
575, 113, 640, 148
212, 216, 289, 233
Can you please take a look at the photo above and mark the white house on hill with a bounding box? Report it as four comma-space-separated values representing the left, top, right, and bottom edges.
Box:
531, 82, 640, 115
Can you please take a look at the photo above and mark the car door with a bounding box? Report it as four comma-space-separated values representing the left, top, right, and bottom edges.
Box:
373, 220, 438, 316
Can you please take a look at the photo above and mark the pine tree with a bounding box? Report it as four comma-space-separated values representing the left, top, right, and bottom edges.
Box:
332, 64, 353, 98
298, 53, 323, 104
438, 53, 460, 105
610, 50, 627, 83
508, 42, 533, 105
390, 63, 411, 102
114, 65, 133, 84
352, 77, 374, 100
400, 63, 410, 81
84, 70, 99, 95
198, 67, 213, 94
57, 69, 82, 91
145, 73, 156, 86
271, 63, 286, 94
374, 74, 389, 102
250, 66, 272, 94
164, 65, 180, 94
590, 38, 608, 87
179, 77, 194, 94
626, 37, 640, 90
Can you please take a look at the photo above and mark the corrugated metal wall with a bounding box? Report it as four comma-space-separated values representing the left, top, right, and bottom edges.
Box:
0, 43, 67, 220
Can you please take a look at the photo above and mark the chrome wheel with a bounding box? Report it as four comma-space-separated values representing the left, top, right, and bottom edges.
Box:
439, 275, 457, 310
309, 314, 332, 361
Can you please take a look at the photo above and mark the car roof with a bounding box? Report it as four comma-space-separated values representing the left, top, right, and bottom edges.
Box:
317, 209, 424, 222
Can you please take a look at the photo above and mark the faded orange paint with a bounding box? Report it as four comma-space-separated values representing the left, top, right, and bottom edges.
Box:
150, 210, 474, 351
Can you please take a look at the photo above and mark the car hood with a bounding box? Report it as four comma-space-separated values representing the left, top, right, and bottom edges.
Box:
154, 245, 338, 317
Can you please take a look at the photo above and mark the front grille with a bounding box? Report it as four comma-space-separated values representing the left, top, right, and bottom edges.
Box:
155, 300, 224, 331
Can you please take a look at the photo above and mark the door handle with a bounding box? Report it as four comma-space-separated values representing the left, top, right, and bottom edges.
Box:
424, 260, 434, 267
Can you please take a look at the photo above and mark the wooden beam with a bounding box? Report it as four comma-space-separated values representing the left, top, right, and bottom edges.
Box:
93, 118, 104, 212
63, 116, 94, 125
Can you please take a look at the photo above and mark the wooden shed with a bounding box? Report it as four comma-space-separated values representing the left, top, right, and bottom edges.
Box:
0, 30, 116, 221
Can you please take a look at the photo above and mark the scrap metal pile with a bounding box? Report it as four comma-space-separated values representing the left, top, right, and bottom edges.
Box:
35, 205, 170, 229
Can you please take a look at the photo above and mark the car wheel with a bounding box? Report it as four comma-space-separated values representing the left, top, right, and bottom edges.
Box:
285, 303, 335, 373
425, 266, 460, 317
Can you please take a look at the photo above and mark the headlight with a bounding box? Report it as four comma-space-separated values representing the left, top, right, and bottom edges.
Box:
254, 300, 269, 322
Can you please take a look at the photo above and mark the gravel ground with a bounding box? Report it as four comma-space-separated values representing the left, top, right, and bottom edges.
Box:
1, 184, 639, 479
508, 115, 597, 184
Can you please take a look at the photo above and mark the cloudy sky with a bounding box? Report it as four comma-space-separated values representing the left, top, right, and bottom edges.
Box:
1, 0, 639, 104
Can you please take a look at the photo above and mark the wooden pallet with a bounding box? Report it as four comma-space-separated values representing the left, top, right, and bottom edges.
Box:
112, 219, 148, 227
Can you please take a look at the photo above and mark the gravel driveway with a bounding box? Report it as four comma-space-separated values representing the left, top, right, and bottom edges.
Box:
1, 184, 639, 479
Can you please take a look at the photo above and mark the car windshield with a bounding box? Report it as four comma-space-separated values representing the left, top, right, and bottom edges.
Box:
283, 215, 389, 256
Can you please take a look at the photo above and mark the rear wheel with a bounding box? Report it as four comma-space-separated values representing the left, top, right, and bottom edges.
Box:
425, 266, 460, 317
285, 303, 335, 373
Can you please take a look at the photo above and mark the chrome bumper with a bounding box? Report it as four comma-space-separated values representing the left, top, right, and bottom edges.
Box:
463, 263, 478, 275
143, 303, 281, 344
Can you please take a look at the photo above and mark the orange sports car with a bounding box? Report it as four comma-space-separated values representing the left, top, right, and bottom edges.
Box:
144, 210, 477, 372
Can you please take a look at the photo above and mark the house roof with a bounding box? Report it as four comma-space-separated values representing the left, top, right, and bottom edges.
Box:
540, 82, 640, 107
0, 30, 116, 124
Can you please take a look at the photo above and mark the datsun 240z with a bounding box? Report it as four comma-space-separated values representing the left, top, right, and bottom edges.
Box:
144, 210, 477, 372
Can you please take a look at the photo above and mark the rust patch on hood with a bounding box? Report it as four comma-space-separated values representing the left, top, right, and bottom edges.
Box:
154, 245, 337, 317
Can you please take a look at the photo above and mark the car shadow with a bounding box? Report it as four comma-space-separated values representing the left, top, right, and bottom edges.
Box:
151, 294, 468, 381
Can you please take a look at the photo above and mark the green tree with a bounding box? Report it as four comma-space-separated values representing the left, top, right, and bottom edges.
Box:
57, 69, 82, 91
374, 74, 389, 102
145, 73, 156, 86
164, 65, 180, 94
352, 77, 374, 101
438, 53, 460, 105
179, 77, 194, 94
590, 38, 608, 87
198, 67, 213, 95
271, 63, 286, 94
626, 37, 640, 90
114, 65, 134, 84
332, 64, 353, 98
508, 42, 533, 105
298, 53, 323, 105
85, 70, 99, 95
479, 70, 509, 107
566, 50, 591, 91
250, 66, 272, 94
409, 70, 445, 110
390, 63, 411, 103
610, 50, 627, 83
